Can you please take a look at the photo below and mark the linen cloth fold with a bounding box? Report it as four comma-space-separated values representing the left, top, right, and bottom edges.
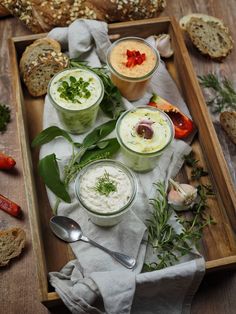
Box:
41, 19, 205, 314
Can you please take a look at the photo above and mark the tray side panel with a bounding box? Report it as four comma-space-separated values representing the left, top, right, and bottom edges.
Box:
169, 17, 236, 223
8, 38, 49, 302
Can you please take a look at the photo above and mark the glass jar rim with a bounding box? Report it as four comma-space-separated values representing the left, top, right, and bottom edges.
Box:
106, 36, 160, 82
74, 159, 137, 216
116, 106, 174, 156
48, 67, 104, 113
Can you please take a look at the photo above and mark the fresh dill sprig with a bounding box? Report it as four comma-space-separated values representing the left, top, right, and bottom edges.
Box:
198, 74, 236, 113
0, 103, 11, 133
94, 171, 117, 197
143, 182, 215, 271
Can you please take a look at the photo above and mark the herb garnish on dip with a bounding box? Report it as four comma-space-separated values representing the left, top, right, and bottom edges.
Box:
75, 160, 137, 226
116, 107, 174, 171
48, 68, 104, 133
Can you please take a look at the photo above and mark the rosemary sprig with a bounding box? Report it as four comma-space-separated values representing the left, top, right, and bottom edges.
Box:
94, 171, 117, 197
0, 103, 11, 133
143, 182, 215, 271
184, 152, 208, 180
198, 74, 236, 113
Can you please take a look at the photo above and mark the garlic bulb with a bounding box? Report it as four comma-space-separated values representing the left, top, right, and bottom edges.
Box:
155, 34, 174, 58
168, 179, 198, 211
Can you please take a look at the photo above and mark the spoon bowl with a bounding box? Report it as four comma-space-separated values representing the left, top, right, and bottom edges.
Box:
50, 216, 136, 269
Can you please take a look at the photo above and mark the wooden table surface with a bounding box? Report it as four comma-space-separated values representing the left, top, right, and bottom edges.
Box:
0, 1, 236, 313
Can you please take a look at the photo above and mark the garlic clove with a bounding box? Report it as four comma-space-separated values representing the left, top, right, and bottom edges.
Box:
168, 179, 198, 211
155, 34, 174, 58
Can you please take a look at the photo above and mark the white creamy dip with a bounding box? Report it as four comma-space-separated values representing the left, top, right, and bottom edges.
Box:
49, 69, 102, 110
79, 165, 133, 214
118, 107, 173, 154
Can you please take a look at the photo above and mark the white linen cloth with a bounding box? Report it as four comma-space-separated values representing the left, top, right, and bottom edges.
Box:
40, 19, 205, 314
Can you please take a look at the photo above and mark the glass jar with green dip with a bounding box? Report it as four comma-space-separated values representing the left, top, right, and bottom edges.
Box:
116, 107, 174, 172
48, 68, 104, 134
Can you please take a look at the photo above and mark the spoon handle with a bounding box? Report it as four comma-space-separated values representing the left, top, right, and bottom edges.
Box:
81, 236, 136, 269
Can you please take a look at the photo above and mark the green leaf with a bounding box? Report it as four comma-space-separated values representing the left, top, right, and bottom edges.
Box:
82, 120, 117, 148
32, 126, 73, 147
100, 85, 125, 119
80, 138, 120, 164
39, 153, 71, 203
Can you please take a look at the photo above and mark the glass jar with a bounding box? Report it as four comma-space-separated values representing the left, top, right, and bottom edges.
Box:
116, 107, 174, 172
106, 37, 160, 101
48, 68, 104, 134
74, 159, 137, 227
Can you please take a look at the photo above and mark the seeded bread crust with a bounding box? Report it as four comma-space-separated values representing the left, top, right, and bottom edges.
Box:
185, 17, 233, 60
220, 111, 236, 145
1, 0, 166, 33
22, 51, 69, 96
0, 4, 10, 17
0, 227, 26, 267
179, 14, 224, 30
20, 37, 61, 74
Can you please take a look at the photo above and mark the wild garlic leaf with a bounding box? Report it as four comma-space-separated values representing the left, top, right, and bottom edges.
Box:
80, 138, 120, 164
82, 120, 117, 148
32, 126, 73, 147
39, 153, 71, 203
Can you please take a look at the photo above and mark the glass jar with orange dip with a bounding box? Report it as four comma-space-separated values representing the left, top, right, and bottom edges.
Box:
106, 37, 160, 101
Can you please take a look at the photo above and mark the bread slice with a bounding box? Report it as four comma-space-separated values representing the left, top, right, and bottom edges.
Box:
23, 51, 69, 97
20, 37, 61, 74
185, 17, 233, 60
180, 14, 224, 30
0, 227, 26, 267
220, 111, 236, 145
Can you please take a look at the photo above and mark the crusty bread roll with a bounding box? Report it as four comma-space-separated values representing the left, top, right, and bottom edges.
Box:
0, 227, 26, 267
1, 0, 166, 33
220, 111, 236, 145
185, 17, 233, 60
179, 14, 224, 30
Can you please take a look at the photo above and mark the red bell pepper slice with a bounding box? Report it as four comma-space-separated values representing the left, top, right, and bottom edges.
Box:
148, 94, 195, 139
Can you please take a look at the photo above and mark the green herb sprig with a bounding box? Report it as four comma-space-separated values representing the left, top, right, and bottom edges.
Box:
198, 74, 236, 113
184, 152, 208, 180
94, 171, 117, 197
70, 59, 125, 119
58, 76, 91, 103
32, 121, 120, 213
143, 182, 215, 271
0, 103, 11, 133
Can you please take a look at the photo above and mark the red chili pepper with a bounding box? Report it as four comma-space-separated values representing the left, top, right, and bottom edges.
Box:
0, 152, 16, 170
126, 50, 146, 67
148, 93, 195, 139
0, 194, 21, 217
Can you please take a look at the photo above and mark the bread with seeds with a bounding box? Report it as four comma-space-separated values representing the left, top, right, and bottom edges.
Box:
185, 17, 233, 60
0, 227, 26, 267
179, 14, 224, 30
22, 51, 69, 96
0, 0, 166, 33
20, 37, 61, 74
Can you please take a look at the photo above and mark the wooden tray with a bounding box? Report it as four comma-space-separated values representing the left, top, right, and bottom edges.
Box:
8, 17, 236, 308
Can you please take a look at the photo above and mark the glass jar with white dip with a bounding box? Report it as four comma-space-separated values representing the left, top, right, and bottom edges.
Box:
106, 37, 160, 101
48, 68, 104, 134
75, 160, 137, 227
116, 107, 174, 172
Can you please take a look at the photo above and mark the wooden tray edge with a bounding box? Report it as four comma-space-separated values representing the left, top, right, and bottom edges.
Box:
8, 37, 49, 303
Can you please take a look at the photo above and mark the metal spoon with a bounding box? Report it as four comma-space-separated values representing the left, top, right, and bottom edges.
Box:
50, 216, 136, 269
